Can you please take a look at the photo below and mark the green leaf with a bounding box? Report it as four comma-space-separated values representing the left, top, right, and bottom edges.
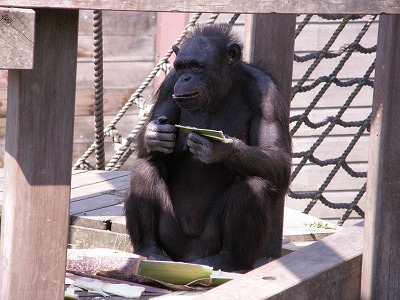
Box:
175, 125, 233, 144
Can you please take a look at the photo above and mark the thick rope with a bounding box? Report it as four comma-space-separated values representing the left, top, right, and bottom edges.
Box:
93, 10, 105, 170
73, 13, 203, 170
288, 15, 377, 224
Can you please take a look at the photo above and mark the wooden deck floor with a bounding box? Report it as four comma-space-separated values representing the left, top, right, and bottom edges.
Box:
0, 169, 342, 252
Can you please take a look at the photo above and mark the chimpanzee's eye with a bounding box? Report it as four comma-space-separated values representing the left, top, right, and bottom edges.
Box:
189, 61, 202, 69
174, 62, 185, 71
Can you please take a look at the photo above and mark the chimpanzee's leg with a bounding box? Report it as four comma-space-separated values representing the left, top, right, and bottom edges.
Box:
124, 158, 173, 260
194, 177, 271, 271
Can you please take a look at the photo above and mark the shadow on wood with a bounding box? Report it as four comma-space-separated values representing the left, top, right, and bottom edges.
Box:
199, 222, 364, 299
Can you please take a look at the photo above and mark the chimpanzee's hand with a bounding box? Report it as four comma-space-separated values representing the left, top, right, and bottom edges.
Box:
144, 116, 176, 154
187, 133, 235, 163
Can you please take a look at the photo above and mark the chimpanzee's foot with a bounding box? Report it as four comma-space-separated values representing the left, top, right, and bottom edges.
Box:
192, 254, 239, 272
135, 244, 171, 261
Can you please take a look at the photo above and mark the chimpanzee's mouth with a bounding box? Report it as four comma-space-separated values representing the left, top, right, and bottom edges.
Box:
172, 92, 199, 100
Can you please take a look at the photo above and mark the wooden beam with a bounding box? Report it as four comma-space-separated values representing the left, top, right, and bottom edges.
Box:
0, 0, 399, 14
244, 14, 296, 258
361, 15, 400, 300
201, 222, 364, 299
154, 12, 189, 92
0, 9, 78, 299
0, 8, 34, 69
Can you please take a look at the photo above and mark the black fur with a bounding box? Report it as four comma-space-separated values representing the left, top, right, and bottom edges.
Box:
125, 24, 292, 271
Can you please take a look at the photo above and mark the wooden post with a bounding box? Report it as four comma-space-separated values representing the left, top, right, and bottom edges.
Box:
361, 15, 400, 300
0, 8, 34, 69
0, 9, 78, 299
154, 12, 189, 92
244, 14, 296, 258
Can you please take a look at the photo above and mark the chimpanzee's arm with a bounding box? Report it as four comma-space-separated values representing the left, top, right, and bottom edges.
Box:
186, 75, 291, 193
137, 70, 181, 158
227, 77, 292, 192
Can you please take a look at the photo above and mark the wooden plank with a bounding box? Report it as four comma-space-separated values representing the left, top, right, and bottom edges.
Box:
74, 89, 152, 116
77, 34, 155, 61
292, 135, 370, 162
71, 215, 111, 230
70, 170, 129, 189
294, 17, 379, 52
76, 61, 154, 89
0, 8, 34, 69
78, 10, 157, 35
283, 207, 343, 242
1, 0, 400, 14
74, 89, 148, 117
291, 163, 367, 192
69, 172, 129, 215
74, 203, 125, 217
110, 215, 128, 233
191, 12, 246, 25
200, 222, 364, 299
244, 14, 296, 258
70, 192, 126, 215
361, 15, 400, 300
0, 9, 78, 300
292, 53, 376, 81
71, 204, 125, 230
68, 225, 132, 252
291, 84, 374, 109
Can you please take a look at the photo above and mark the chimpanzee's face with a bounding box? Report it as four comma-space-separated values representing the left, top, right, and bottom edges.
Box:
172, 37, 221, 111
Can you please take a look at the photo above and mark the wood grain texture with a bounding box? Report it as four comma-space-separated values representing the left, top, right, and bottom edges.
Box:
68, 225, 133, 252
0, 0, 399, 14
244, 14, 296, 258
0, 8, 34, 69
361, 15, 400, 300
200, 222, 364, 299
0, 9, 78, 299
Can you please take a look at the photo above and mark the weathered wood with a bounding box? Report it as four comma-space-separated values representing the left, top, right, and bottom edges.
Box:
69, 225, 133, 252
0, 8, 34, 69
292, 53, 376, 81
294, 16, 378, 52
2, 169, 345, 251
200, 222, 364, 299
78, 35, 155, 61
74, 90, 146, 116
0, 9, 78, 300
0, 0, 400, 14
70, 169, 129, 188
244, 14, 296, 258
76, 61, 154, 89
361, 15, 400, 300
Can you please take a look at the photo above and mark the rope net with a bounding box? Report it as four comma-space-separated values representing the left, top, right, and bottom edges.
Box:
73, 13, 377, 225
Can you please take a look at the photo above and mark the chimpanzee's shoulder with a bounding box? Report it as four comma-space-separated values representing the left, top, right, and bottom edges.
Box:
240, 63, 276, 93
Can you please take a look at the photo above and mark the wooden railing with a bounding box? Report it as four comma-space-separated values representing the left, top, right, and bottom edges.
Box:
0, 2, 399, 299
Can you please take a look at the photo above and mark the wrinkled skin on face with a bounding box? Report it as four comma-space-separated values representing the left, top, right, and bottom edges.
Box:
172, 35, 240, 112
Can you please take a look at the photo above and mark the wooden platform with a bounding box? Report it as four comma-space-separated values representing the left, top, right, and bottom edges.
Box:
0, 169, 342, 252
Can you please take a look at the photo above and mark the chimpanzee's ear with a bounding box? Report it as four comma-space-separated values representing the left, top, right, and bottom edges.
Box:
227, 43, 242, 65
172, 45, 180, 55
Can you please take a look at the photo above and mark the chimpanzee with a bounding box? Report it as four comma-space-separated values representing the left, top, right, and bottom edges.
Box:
125, 24, 292, 272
